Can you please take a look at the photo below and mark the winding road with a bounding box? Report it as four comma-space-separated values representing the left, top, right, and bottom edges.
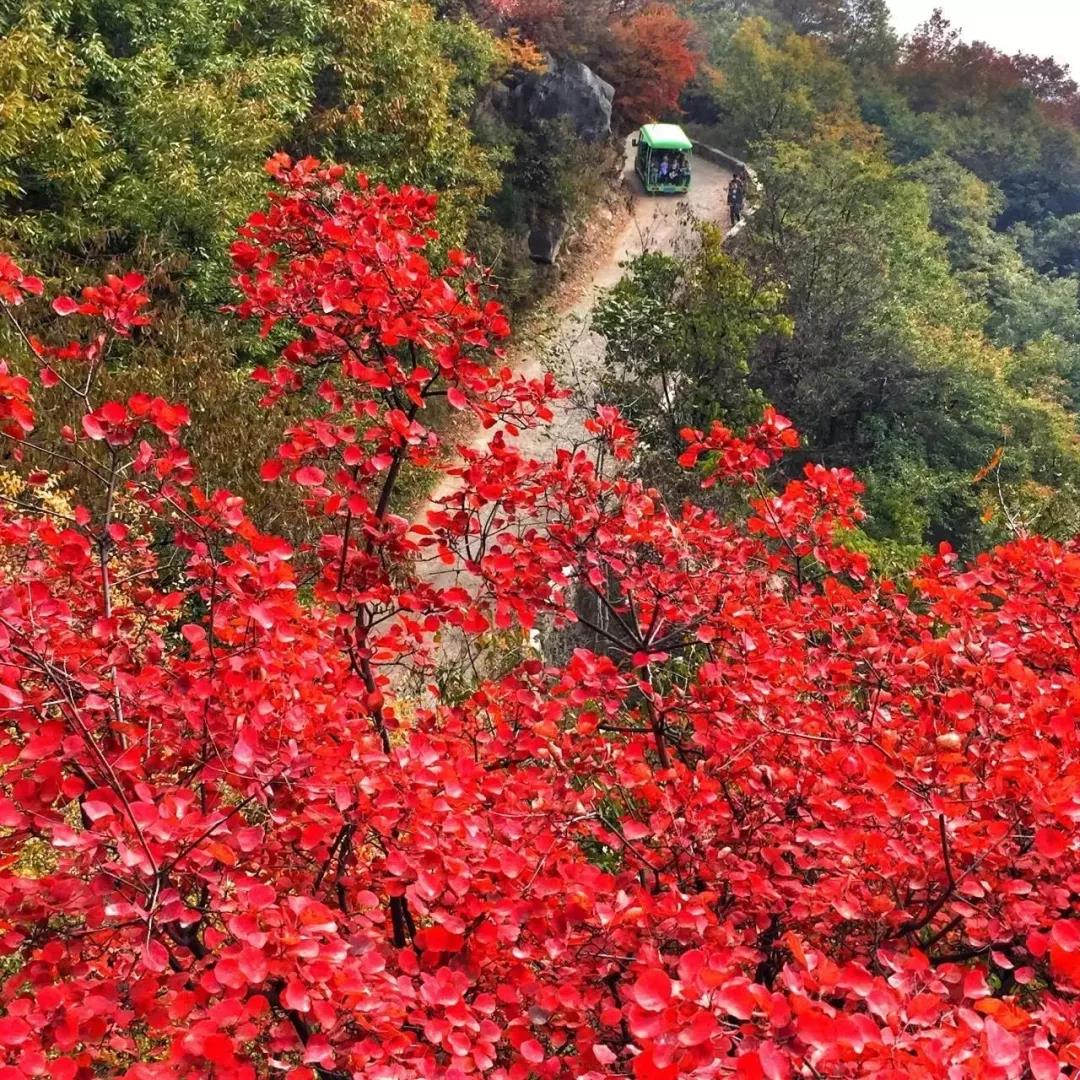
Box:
593, 134, 735, 288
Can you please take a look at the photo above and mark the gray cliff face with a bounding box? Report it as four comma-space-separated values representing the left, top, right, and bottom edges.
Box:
480, 58, 615, 264
512, 58, 615, 144
527, 214, 569, 264
514, 59, 614, 263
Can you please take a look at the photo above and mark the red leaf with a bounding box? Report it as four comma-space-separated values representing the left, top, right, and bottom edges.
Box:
99, 400, 127, 424
796, 1010, 835, 1050
1036, 827, 1069, 858
260, 458, 284, 482
633, 1044, 678, 1080
51, 295, 79, 316
1029, 1047, 1062, 1080
984, 1018, 1020, 1069
294, 465, 325, 487
282, 979, 310, 1013
630, 968, 672, 1012
1051, 920, 1080, 951
942, 689, 973, 719
0, 1016, 30, 1046
238, 947, 269, 985
520, 1039, 545, 1064
204, 1033, 236, 1066
81, 412, 106, 440
0, 797, 25, 827
715, 979, 757, 1020
82, 799, 114, 822
0, 682, 23, 707
142, 939, 170, 973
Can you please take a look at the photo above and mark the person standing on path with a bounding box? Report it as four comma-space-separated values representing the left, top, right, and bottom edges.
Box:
727, 174, 745, 226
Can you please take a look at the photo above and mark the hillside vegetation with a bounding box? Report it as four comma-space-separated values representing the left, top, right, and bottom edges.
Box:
5, 0, 1080, 563
4, 3, 1080, 1079
629, 1, 1080, 564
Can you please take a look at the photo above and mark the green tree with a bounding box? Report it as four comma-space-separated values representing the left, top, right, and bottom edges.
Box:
302, 0, 502, 246
0, 0, 504, 295
743, 131, 1080, 556
906, 152, 1080, 351
1013, 211, 1080, 278
593, 223, 789, 490
0, 12, 110, 247
857, 81, 944, 163
824, 0, 897, 71
892, 10, 1080, 228
0, 1, 321, 295
699, 16, 856, 150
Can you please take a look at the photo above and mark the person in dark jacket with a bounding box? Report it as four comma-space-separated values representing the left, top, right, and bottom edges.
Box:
727, 174, 745, 225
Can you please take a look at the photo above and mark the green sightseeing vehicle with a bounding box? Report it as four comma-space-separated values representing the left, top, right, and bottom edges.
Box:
633, 123, 693, 194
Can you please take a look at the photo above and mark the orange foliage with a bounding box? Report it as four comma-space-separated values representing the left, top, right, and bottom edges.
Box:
477, 0, 564, 28
606, 3, 700, 125
497, 28, 548, 75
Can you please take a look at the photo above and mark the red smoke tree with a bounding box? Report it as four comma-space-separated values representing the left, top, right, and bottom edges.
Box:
1, 159, 1080, 1078
605, 4, 701, 125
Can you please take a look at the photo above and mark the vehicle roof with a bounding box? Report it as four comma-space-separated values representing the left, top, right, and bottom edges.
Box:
640, 123, 693, 151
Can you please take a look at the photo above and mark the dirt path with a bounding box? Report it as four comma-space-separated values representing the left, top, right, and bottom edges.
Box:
421, 135, 734, 512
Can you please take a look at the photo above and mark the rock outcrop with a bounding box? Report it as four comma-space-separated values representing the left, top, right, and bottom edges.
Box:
487, 58, 615, 265
511, 58, 614, 143
527, 213, 570, 264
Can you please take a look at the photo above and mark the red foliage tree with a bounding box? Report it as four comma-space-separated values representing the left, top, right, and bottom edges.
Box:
1, 159, 1080, 1078
605, 4, 701, 125
900, 11, 1080, 130
476, 0, 564, 22
470, 0, 616, 63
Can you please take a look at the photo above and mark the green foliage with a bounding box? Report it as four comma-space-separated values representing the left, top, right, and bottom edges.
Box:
697, 16, 856, 151
888, 10, 1080, 229
0, 2, 321, 293
490, 119, 587, 224
0, 12, 111, 244
302, 0, 502, 246
0, 0, 504, 296
684, 0, 897, 70
672, 9, 1080, 557
95, 47, 305, 301
742, 131, 1080, 554
906, 152, 1080, 346
822, 0, 896, 72
473, 117, 619, 310
593, 223, 789, 491
857, 81, 943, 163
1013, 212, 1080, 278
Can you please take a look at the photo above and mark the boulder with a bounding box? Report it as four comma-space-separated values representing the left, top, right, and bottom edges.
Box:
512, 58, 614, 143
528, 214, 570, 264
